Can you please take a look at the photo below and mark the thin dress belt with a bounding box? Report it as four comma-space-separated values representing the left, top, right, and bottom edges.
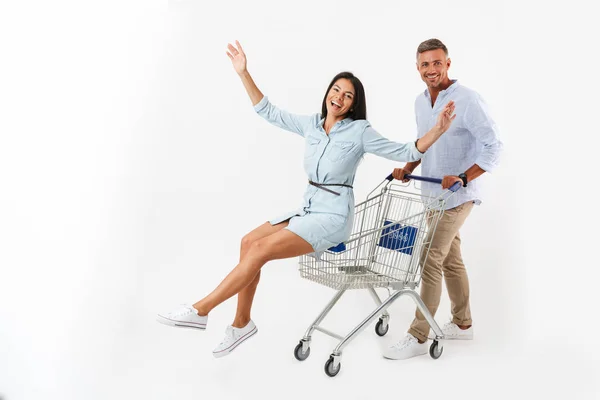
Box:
308, 181, 353, 196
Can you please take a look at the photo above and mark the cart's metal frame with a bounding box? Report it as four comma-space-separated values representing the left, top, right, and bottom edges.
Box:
293, 176, 459, 376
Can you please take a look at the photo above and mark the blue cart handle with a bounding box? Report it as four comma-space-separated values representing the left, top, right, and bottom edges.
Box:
385, 173, 462, 192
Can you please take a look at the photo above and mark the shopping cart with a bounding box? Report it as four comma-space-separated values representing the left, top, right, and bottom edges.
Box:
293, 174, 461, 377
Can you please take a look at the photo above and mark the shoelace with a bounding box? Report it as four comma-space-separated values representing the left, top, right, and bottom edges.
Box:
169, 305, 194, 318
217, 326, 239, 346
442, 321, 457, 331
392, 335, 417, 350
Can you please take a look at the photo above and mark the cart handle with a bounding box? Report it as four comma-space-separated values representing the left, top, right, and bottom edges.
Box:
385, 173, 462, 192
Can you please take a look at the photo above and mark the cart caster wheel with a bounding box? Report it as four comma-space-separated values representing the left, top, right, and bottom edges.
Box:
324, 356, 341, 377
429, 340, 443, 359
375, 318, 389, 336
293, 341, 310, 361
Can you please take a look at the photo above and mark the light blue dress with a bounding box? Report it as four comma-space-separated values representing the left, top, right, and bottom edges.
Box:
254, 96, 424, 251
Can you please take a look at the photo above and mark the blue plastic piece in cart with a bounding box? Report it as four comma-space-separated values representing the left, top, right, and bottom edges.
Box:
377, 220, 418, 255
328, 242, 347, 252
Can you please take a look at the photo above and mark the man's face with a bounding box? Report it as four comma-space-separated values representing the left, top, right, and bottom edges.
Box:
417, 49, 451, 89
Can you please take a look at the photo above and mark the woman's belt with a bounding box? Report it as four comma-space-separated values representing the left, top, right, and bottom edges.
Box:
308, 181, 353, 196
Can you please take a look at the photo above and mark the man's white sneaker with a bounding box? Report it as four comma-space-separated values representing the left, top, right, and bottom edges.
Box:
156, 304, 208, 330
212, 320, 258, 358
382, 333, 428, 360
441, 321, 473, 340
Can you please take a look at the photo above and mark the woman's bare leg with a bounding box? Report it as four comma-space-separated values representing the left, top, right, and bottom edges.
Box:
193, 229, 313, 316
232, 221, 289, 328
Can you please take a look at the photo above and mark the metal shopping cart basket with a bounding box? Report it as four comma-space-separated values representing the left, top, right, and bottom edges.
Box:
293, 174, 461, 377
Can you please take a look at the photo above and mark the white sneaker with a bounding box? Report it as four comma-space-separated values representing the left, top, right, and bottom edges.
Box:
383, 333, 428, 360
212, 320, 258, 358
156, 304, 208, 330
441, 321, 473, 340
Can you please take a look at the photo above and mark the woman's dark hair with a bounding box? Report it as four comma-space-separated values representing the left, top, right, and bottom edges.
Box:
321, 71, 367, 121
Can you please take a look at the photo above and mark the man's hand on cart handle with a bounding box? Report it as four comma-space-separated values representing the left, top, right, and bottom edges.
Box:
442, 175, 464, 189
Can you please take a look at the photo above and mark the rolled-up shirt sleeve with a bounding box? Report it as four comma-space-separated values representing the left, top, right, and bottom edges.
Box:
463, 97, 503, 172
253, 96, 314, 138
362, 125, 423, 162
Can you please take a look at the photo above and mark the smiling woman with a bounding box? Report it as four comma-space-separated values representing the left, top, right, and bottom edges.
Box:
156, 40, 457, 360
320, 72, 365, 130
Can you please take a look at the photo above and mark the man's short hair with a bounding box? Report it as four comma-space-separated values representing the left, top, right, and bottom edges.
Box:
417, 39, 449, 58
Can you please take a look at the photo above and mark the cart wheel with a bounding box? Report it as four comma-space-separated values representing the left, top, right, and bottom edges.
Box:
293, 341, 310, 361
324, 356, 341, 377
429, 340, 443, 359
375, 318, 389, 337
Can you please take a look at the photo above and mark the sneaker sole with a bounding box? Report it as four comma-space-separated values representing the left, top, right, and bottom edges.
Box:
427, 333, 473, 340
442, 336, 473, 340
212, 326, 258, 358
156, 315, 206, 330
428, 333, 473, 340
427, 336, 473, 340
382, 348, 428, 360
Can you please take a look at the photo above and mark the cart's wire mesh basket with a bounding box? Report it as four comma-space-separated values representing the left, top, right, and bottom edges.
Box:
299, 183, 449, 291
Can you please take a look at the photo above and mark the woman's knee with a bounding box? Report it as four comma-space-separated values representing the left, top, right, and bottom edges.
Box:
241, 233, 256, 253
246, 239, 273, 263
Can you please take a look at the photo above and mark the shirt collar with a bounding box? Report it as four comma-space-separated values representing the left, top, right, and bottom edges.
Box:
424, 79, 459, 99
318, 116, 353, 129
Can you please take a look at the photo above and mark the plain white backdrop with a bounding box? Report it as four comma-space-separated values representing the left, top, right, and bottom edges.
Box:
1, 1, 598, 399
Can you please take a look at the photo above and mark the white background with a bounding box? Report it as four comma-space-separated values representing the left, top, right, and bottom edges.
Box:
0, 1, 598, 399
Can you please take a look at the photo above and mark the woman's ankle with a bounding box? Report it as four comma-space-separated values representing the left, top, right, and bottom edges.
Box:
232, 316, 251, 328
192, 304, 209, 317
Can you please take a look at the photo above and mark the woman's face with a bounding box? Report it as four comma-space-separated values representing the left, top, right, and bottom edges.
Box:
325, 78, 355, 119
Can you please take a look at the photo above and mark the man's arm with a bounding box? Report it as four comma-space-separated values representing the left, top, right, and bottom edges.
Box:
442, 96, 503, 189
441, 163, 486, 189
463, 97, 503, 173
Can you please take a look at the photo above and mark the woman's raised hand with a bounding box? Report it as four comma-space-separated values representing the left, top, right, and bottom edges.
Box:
434, 100, 456, 135
226, 40, 247, 75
